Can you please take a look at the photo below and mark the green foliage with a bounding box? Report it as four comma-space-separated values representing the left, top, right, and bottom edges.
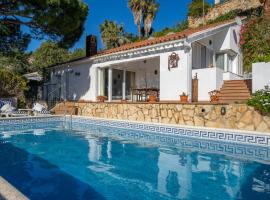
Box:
0, 69, 28, 98
100, 20, 130, 49
0, 0, 88, 55
32, 42, 70, 71
128, 0, 159, 38
188, 0, 211, 18
0, 51, 30, 74
240, 18, 270, 72
153, 20, 188, 37
69, 48, 86, 60
247, 87, 270, 115
0, 22, 30, 56
207, 7, 263, 25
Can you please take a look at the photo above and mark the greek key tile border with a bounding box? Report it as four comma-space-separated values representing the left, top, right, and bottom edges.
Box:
71, 124, 270, 164
0, 116, 63, 125
71, 117, 270, 147
1, 116, 270, 147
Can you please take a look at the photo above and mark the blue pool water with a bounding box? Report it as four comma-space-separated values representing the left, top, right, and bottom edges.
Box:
0, 121, 270, 200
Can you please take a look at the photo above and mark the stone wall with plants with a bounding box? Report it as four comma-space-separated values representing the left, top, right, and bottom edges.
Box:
71, 102, 270, 133
188, 0, 262, 28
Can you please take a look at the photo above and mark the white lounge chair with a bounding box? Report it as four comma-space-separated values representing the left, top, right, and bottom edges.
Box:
32, 102, 51, 116
0, 103, 28, 117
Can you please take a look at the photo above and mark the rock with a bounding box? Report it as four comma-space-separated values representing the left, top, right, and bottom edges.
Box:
194, 116, 204, 126
256, 121, 269, 132
253, 111, 263, 127
161, 109, 167, 118
238, 104, 248, 113
239, 111, 253, 125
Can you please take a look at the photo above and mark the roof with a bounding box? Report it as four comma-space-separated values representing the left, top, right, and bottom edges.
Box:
49, 18, 239, 68
94, 18, 238, 57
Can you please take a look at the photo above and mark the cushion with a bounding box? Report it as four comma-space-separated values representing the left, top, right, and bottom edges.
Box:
0, 101, 5, 109
0, 104, 15, 113
32, 103, 46, 112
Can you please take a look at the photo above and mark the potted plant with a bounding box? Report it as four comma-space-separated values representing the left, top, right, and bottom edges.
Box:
209, 90, 220, 102
121, 99, 128, 103
96, 95, 107, 102
180, 92, 188, 103
148, 94, 157, 103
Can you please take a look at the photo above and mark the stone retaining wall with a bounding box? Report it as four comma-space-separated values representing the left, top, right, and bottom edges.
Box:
71, 102, 270, 133
188, 0, 262, 28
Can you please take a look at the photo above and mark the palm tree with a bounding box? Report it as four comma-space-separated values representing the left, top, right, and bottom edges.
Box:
128, 0, 144, 39
99, 20, 129, 49
128, 0, 159, 38
144, 0, 159, 37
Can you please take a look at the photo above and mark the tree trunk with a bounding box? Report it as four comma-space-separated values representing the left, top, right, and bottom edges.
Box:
138, 25, 142, 39
264, 0, 270, 20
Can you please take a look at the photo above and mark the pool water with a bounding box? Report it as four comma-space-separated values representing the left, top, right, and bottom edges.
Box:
0, 122, 270, 200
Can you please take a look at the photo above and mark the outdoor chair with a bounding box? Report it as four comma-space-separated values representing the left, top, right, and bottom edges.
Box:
32, 102, 51, 116
0, 101, 28, 117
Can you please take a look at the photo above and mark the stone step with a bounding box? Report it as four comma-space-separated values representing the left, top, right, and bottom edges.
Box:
218, 96, 251, 100
222, 85, 248, 88
219, 93, 251, 97
220, 91, 250, 95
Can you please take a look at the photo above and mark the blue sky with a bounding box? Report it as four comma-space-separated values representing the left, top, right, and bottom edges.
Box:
27, 0, 214, 52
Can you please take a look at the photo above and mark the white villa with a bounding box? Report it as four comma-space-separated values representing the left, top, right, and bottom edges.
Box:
44, 19, 246, 103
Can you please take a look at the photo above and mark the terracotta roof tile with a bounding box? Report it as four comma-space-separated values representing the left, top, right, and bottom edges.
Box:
94, 19, 237, 57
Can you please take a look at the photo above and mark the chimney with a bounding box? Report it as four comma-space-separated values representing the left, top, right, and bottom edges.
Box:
215, 0, 221, 4
86, 35, 97, 57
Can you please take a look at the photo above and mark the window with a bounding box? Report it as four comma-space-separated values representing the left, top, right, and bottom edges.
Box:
216, 53, 225, 70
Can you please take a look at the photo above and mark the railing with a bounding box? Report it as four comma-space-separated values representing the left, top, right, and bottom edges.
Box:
46, 84, 64, 110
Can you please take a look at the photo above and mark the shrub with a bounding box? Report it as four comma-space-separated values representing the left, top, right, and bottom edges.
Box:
0, 69, 28, 98
240, 18, 270, 72
188, 0, 211, 18
247, 87, 270, 115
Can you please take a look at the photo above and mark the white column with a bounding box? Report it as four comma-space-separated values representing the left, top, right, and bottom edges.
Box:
224, 53, 228, 72
98, 68, 105, 96
122, 70, 126, 100
97, 68, 101, 95
108, 68, 113, 102
187, 48, 193, 102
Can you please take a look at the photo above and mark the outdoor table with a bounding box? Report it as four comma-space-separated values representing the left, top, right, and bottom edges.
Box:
132, 88, 159, 102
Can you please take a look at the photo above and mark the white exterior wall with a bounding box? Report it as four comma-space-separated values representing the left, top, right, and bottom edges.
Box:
50, 62, 96, 101
159, 50, 190, 101
223, 71, 243, 80
192, 67, 224, 101
252, 62, 270, 93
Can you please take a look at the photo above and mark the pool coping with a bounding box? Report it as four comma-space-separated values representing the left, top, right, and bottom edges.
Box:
0, 176, 29, 200
0, 115, 270, 147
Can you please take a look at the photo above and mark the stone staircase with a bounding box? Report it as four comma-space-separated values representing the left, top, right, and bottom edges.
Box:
218, 80, 252, 103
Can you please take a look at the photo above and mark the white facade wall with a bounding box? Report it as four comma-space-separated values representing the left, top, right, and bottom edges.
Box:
192, 67, 224, 101
252, 62, 270, 93
49, 61, 96, 101
159, 50, 190, 101
223, 71, 243, 80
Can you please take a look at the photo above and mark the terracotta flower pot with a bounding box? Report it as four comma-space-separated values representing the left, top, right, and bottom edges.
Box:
180, 95, 188, 103
148, 95, 157, 103
210, 95, 219, 102
96, 96, 107, 102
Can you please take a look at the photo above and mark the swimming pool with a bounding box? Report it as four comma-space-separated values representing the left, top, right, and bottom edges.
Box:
0, 116, 270, 200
